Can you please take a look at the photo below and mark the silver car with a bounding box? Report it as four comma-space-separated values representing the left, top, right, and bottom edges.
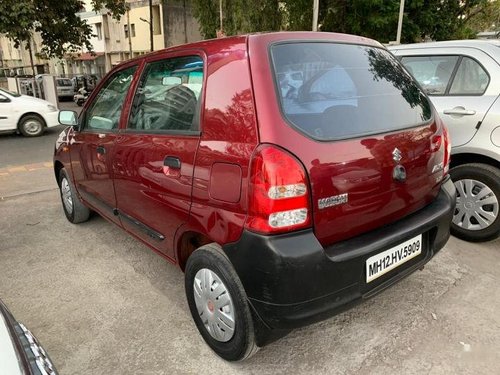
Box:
390, 40, 500, 242
0, 299, 57, 374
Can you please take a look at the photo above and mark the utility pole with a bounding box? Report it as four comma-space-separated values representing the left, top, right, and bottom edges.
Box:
149, 0, 154, 51
396, 0, 405, 44
183, 0, 188, 44
26, 35, 36, 97
127, 6, 133, 57
219, 0, 223, 32
312, 0, 319, 31
27, 36, 35, 77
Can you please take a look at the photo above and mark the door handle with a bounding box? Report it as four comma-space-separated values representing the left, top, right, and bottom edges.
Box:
96, 146, 106, 155
163, 156, 181, 169
443, 107, 476, 116
163, 157, 181, 177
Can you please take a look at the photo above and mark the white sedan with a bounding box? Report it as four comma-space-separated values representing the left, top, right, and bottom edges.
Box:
0, 88, 60, 137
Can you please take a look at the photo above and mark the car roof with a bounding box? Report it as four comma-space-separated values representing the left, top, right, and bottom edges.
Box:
119, 32, 383, 66
388, 39, 500, 57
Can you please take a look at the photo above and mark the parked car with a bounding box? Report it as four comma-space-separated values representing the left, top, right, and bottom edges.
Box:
0, 88, 59, 137
0, 299, 57, 374
55, 78, 74, 101
54, 32, 455, 361
389, 40, 500, 242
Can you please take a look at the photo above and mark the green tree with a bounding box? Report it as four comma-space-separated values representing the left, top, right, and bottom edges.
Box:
192, 0, 281, 38
192, 0, 491, 43
464, 0, 500, 35
0, 0, 127, 59
313, 0, 488, 43
403, 0, 489, 42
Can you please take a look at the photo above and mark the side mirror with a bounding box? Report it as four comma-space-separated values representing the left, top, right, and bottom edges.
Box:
58, 110, 78, 127
162, 76, 182, 86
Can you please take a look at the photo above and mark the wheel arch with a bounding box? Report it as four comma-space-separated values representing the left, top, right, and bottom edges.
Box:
17, 112, 47, 130
176, 230, 213, 272
54, 160, 65, 186
450, 152, 500, 171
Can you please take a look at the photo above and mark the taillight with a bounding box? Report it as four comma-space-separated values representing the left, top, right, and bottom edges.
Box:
431, 117, 451, 179
245, 145, 311, 234
442, 123, 451, 175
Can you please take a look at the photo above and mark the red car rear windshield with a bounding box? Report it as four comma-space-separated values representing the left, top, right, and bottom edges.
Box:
270, 42, 432, 141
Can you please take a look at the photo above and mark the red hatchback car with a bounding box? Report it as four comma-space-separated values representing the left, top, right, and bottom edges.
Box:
54, 32, 456, 361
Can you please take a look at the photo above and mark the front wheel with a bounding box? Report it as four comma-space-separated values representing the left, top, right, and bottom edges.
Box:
450, 163, 500, 242
58, 168, 90, 224
19, 114, 45, 137
185, 244, 258, 361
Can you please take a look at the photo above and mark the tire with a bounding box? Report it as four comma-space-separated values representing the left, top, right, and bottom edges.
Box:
58, 168, 90, 224
185, 244, 258, 361
450, 163, 500, 242
18, 114, 45, 137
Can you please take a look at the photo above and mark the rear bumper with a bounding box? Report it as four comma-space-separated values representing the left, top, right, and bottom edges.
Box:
223, 177, 456, 337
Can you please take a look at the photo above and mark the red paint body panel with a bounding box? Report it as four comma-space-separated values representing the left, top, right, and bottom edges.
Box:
186, 37, 259, 247
68, 131, 122, 225
209, 163, 242, 203
112, 132, 200, 260
55, 31, 444, 263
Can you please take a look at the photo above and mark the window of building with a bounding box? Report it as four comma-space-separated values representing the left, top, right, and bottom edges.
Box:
125, 24, 136, 38
95, 23, 103, 40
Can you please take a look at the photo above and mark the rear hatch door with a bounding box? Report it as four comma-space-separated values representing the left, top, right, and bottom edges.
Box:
264, 41, 445, 246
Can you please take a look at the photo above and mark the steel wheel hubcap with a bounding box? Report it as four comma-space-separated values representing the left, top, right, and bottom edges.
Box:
193, 268, 235, 342
24, 120, 42, 134
61, 178, 73, 213
453, 178, 499, 231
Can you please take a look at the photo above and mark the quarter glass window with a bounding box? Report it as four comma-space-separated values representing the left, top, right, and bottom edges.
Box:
449, 57, 489, 95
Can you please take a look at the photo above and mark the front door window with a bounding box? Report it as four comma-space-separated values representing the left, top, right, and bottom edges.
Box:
83, 66, 137, 131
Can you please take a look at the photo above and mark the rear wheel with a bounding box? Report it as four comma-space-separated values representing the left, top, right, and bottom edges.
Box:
185, 244, 258, 361
58, 168, 90, 224
18, 114, 45, 137
450, 163, 500, 242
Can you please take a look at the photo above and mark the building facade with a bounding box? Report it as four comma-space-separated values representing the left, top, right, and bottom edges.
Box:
0, 0, 202, 78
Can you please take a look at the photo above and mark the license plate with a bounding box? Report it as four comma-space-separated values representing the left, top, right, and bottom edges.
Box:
366, 234, 422, 283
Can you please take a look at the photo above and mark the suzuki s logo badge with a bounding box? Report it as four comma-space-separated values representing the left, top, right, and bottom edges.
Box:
392, 148, 402, 163
393, 165, 407, 182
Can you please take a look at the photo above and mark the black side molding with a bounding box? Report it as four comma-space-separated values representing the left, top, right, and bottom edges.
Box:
118, 210, 165, 242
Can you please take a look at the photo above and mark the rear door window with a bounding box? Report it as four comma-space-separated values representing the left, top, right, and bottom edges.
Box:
57, 79, 73, 87
270, 43, 432, 141
128, 56, 203, 132
400, 55, 459, 95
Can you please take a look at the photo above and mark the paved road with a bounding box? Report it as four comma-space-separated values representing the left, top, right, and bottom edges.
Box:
0, 101, 80, 169
0, 121, 499, 374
